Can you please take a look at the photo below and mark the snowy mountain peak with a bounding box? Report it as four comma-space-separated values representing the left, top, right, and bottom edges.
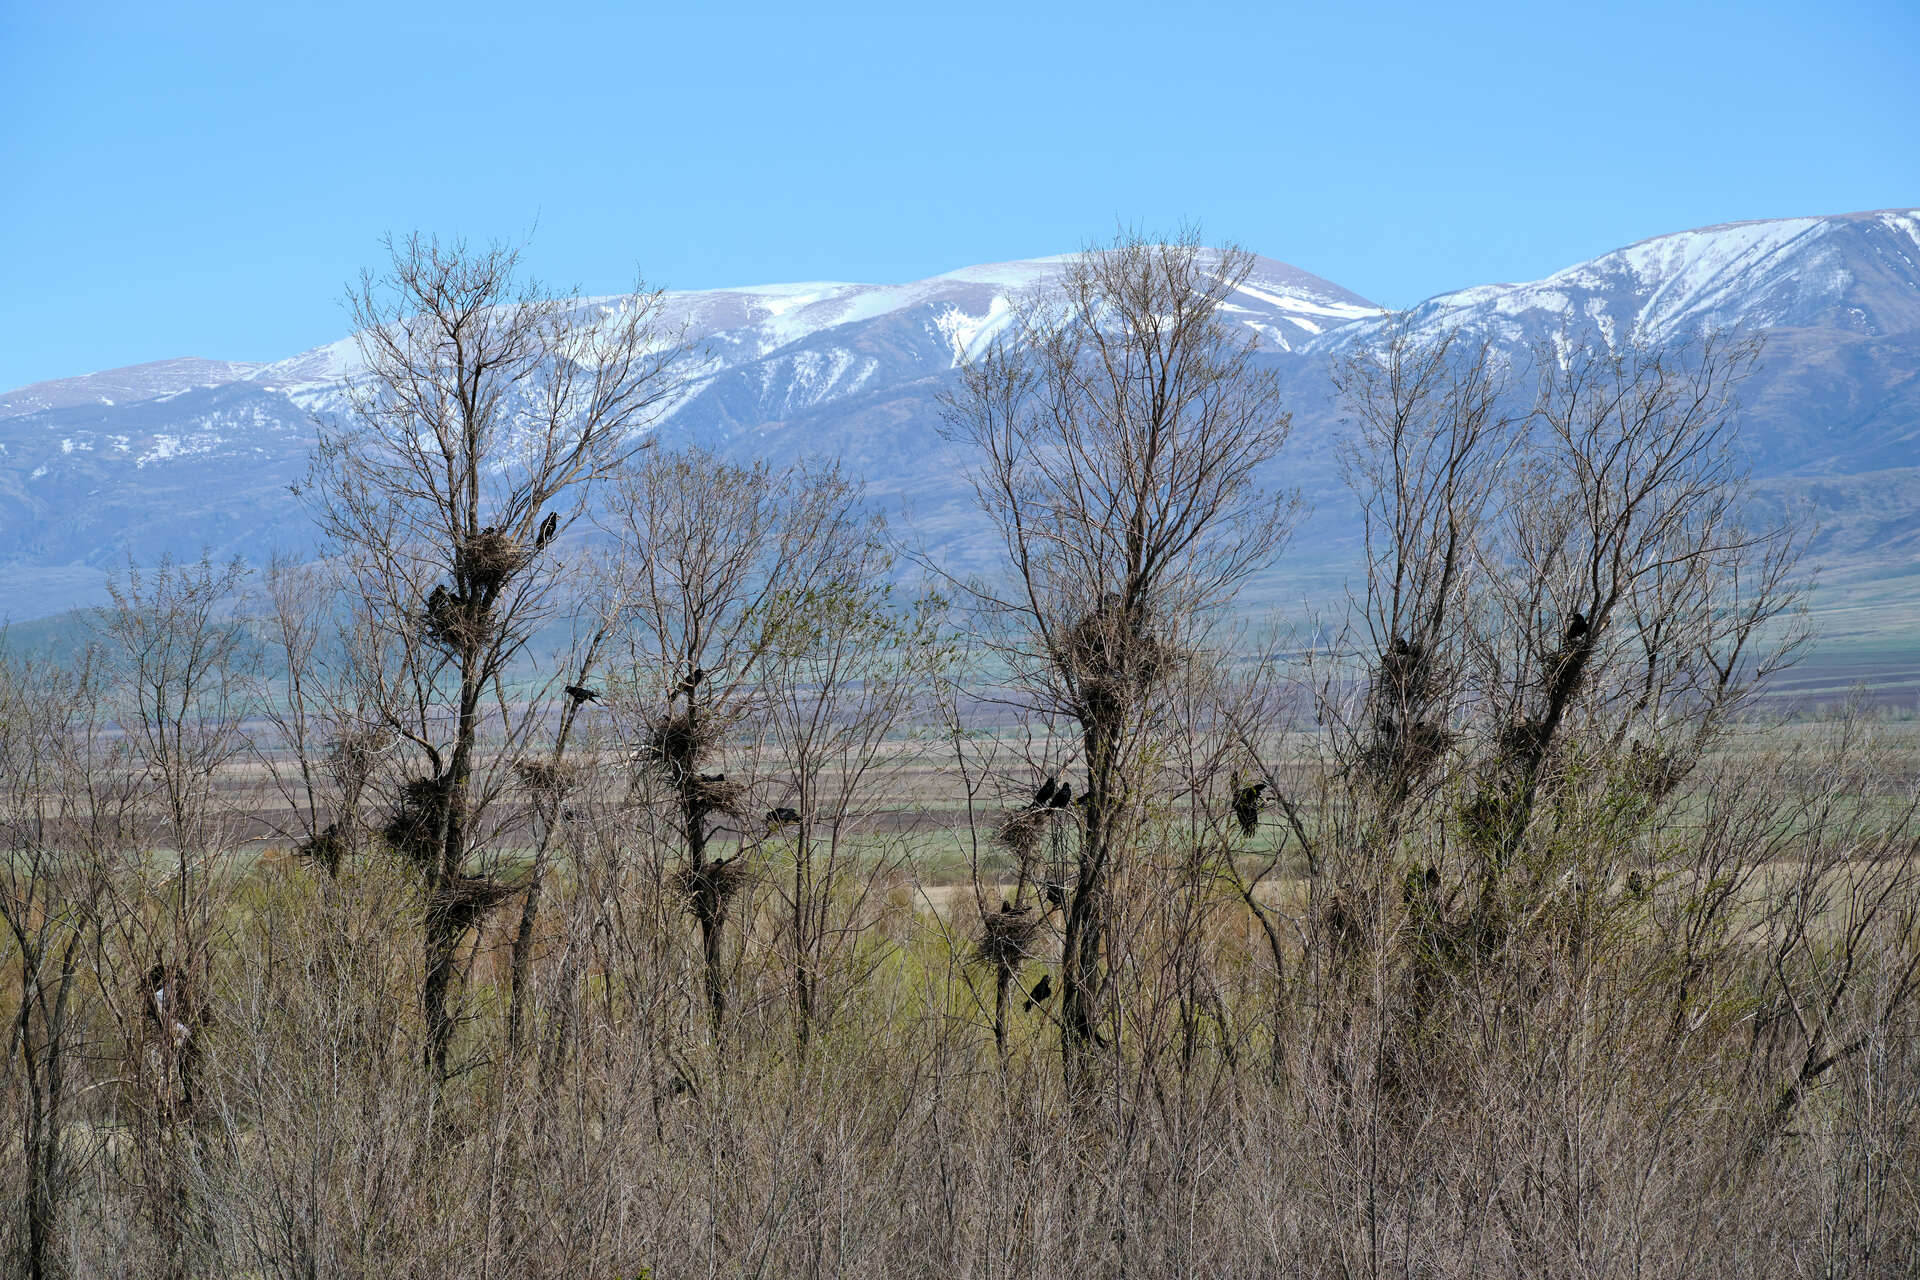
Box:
1323, 208, 1920, 352
1, 217, 1917, 624
0, 356, 267, 421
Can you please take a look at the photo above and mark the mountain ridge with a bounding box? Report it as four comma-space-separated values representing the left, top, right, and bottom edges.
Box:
2, 209, 1917, 632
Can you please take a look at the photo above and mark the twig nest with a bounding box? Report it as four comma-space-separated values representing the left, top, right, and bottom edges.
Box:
1062, 591, 1179, 717
1375, 636, 1437, 705
327, 728, 391, 786
426, 874, 520, 932
297, 821, 351, 875
670, 856, 753, 922
995, 807, 1050, 861
513, 758, 584, 800
422, 586, 493, 652
1624, 741, 1692, 801
635, 711, 721, 783
972, 904, 1043, 971
1361, 718, 1457, 783
455, 528, 530, 596
382, 774, 456, 872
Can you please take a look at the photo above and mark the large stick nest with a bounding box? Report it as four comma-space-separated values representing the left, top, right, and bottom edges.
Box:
455, 528, 531, 597
670, 856, 753, 922
514, 758, 585, 802
381, 774, 455, 873
422, 587, 494, 652
634, 711, 721, 783
296, 821, 351, 876
994, 806, 1052, 862
426, 874, 521, 933
1361, 718, 1458, 783
972, 904, 1043, 971
1062, 593, 1180, 716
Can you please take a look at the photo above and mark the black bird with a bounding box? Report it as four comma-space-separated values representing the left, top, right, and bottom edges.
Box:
1049, 782, 1073, 810
766, 806, 801, 830
678, 666, 706, 697
1033, 775, 1059, 809
535, 511, 558, 548
700, 772, 726, 783
1024, 972, 1053, 1012
1232, 778, 1267, 837
428, 584, 448, 613
1565, 611, 1589, 644
1041, 880, 1067, 912
563, 684, 602, 705
1425, 863, 1440, 893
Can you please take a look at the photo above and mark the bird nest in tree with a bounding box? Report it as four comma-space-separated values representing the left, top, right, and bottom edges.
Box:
328, 728, 390, 786
455, 528, 531, 597
382, 774, 455, 873
422, 587, 493, 652
994, 807, 1051, 861
513, 758, 584, 801
426, 874, 521, 933
1374, 638, 1439, 707
296, 821, 350, 876
1063, 595, 1180, 714
1494, 717, 1550, 767
972, 905, 1043, 971
635, 711, 719, 782
687, 773, 746, 817
670, 856, 753, 921
1360, 718, 1457, 783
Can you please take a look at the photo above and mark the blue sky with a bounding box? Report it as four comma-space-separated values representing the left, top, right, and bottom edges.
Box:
2, 0, 1915, 390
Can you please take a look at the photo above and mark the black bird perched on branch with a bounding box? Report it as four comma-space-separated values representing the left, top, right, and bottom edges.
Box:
1033, 775, 1059, 809
1232, 775, 1268, 837
563, 684, 602, 705
1040, 879, 1067, 912
1049, 782, 1072, 810
678, 666, 706, 697
535, 511, 558, 548
1024, 972, 1052, 1011
1565, 611, 1589, 644
766, 806, 801, 831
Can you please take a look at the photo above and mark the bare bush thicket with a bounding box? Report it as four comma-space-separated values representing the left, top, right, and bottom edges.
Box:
1, 239, 1916, 1278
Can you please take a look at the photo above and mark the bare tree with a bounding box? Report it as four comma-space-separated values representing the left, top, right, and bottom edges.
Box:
1465, 331, 1810, 893
1331, 324, 1515, 819
941, 230, 1301, 1079
604, 446, 883, 1031
0, 647, 117, 1279
303, 233, 683, 1082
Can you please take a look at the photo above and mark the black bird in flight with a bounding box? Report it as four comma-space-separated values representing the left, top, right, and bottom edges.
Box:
535, 511, 558, 548
1024, 972, 1053, 1011
564, 684, 602, 705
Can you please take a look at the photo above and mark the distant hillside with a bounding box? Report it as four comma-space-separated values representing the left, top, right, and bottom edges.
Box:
3, 209, 1917, 649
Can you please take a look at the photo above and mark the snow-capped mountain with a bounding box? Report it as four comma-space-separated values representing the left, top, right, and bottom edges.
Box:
1317, 210, 1920, 350
2, 211, 1918, 630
